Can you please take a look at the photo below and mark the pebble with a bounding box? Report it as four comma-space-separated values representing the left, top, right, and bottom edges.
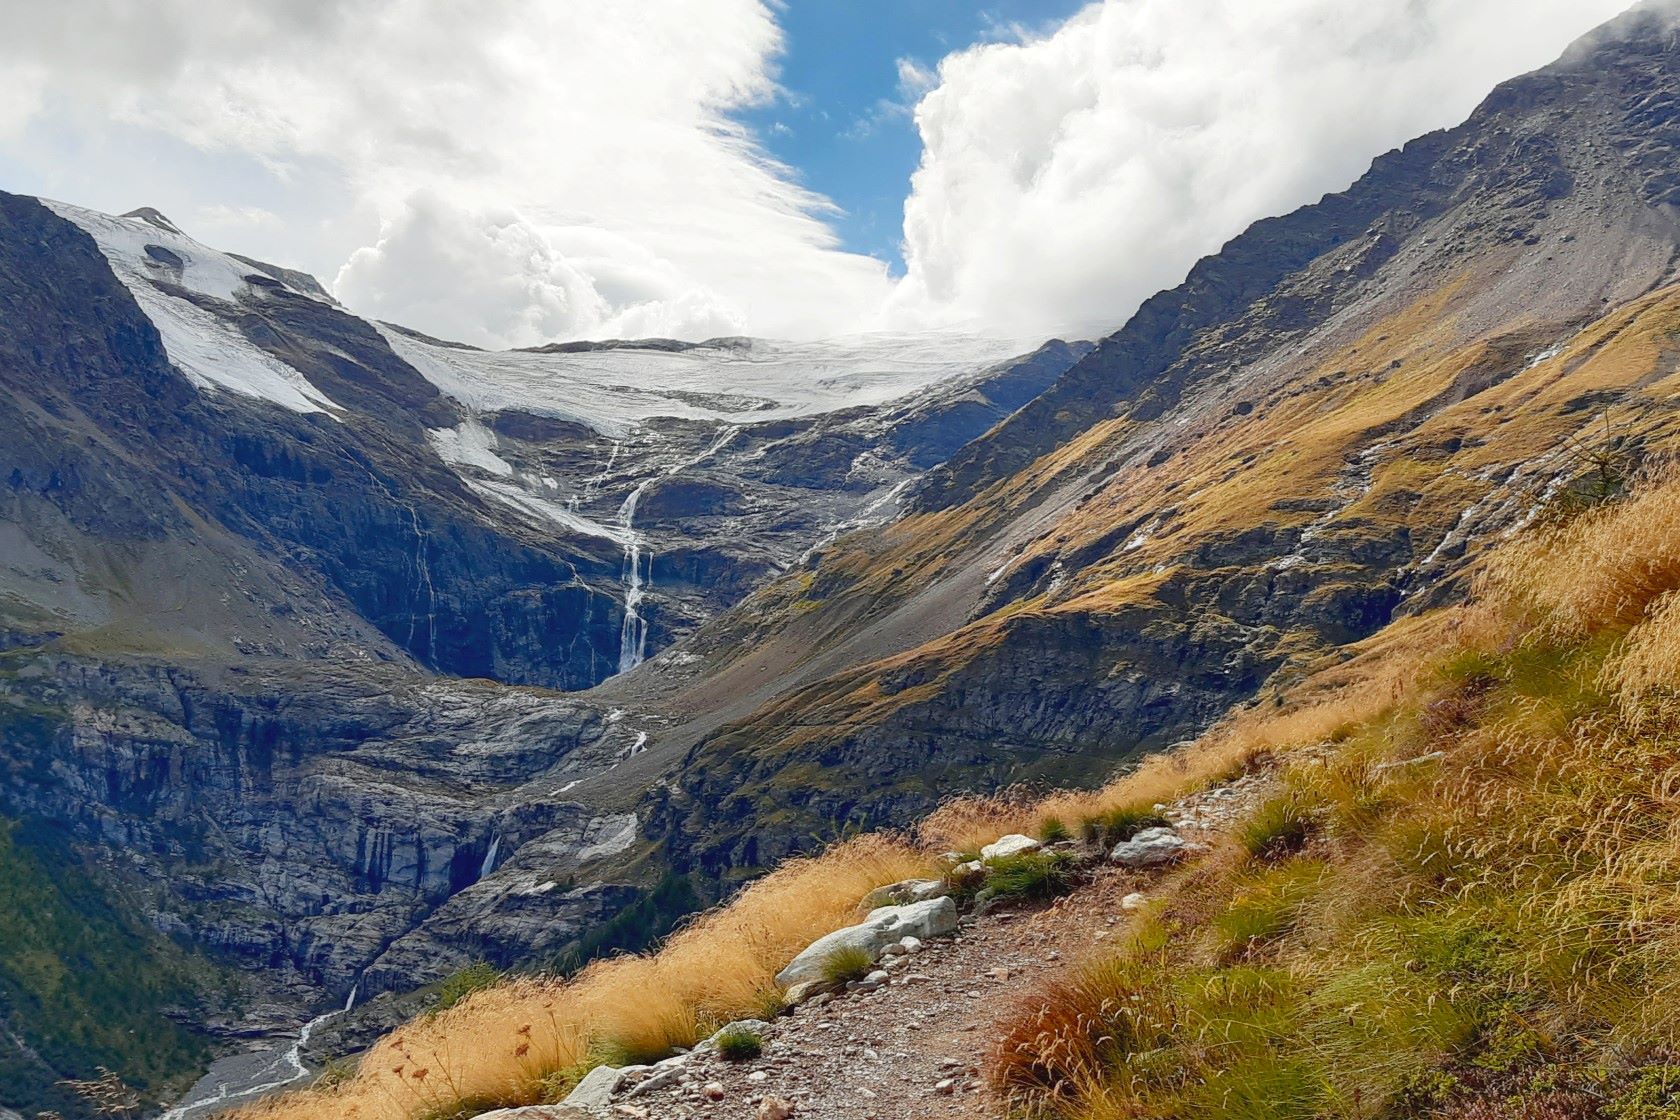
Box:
702, 1081, 725, 1101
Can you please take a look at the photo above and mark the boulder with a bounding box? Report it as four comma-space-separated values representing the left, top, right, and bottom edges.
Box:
980, 834, 1041, 862
859, 877, 949, 910
562, 1063, 626, 1108
1110, 827, 1205, 868
774, 897, 958, 988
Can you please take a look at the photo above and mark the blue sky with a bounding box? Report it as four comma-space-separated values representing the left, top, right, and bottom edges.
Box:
742, 1, 1086, 272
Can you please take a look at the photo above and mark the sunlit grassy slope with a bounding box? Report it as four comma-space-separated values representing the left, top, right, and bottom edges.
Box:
990, 469, 1680, 1120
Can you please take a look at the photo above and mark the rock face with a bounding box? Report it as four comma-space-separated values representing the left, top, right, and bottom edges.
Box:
774, 898, 959, 989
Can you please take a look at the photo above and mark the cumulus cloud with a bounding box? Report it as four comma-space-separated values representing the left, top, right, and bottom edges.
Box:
0, 0, 889, 344
0, 0, 1644, 345
889, 0, 1637, 338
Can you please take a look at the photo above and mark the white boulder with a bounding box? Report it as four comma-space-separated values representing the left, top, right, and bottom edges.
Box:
1110, 827, 1205, 868
562, 1063, 626, 1108
774, 896, 958, 988
980, 834, 1042, 862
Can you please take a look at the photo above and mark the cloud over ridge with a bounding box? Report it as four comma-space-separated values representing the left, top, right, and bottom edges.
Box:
0, 0, 1641, 346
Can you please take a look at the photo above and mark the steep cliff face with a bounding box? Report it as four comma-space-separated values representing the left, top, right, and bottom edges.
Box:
637, 3, 1680, 875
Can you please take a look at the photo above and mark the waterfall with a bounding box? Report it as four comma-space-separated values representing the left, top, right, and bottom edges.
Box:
479, 834, 502, 880
616, 481, 653, 674
610, 425, 735, 678
343, 979, 360, 1013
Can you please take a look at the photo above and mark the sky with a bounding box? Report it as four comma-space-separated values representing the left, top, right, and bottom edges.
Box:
0, 0, 1643, 348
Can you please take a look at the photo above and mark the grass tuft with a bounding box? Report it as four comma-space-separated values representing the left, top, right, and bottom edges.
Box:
712, 1023, 764, 1062
819, 944, 875, 986
984, 850, 1079, 903
1236, 794, 1315, 862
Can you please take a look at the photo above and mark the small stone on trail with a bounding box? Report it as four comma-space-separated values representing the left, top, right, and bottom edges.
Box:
703, 1081, 725, 1101
758, 1099, 795, 1120
1122, 891, 1147, 911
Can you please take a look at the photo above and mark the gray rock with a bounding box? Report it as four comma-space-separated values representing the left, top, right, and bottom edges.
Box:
470, 1107, 590, 1119
858, 877, 949, 910
562, 1063, 626, 1107
1110, 827, 1206, 868
774, 897, 958, 988
980, 834, 1041, 862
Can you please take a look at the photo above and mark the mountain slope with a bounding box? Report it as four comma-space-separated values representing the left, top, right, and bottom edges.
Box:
633, 1, 1680, 878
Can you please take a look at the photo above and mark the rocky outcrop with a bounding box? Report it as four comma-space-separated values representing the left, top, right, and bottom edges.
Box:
773, 898, 958, 989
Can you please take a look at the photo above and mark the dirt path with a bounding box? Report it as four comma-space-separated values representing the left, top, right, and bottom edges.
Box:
588, 773, 1272, 1120
614, 866, 1146, 1119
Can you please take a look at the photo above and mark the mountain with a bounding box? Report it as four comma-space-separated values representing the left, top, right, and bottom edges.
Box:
633, 2, 1680, 870
0, 192, 1082, 1113
4, 2, 1680, 1117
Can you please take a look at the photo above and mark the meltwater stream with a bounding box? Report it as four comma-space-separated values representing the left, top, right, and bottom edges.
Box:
156, 1003, 346, 1120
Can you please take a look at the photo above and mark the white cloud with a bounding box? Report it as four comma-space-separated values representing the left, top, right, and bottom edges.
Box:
0, 0, 1645, 346
888, 0, 1638, 338
0, 0, 889, 344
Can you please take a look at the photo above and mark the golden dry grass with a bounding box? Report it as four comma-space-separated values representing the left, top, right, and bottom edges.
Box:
236, 835, 930, 1120
983, 468, 1680, 1120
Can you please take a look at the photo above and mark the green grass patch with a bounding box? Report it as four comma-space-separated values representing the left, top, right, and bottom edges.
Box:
713, 1023, 764, 1062
1080, 803, 1169, 847
985, 850, 1079, 902
819, 944, 875, 986
433, 961, 501, 1013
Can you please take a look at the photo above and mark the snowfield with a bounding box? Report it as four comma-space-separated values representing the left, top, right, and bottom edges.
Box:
379, 326, 1033, 438
44, 200, 342, 415
42, 199, 1036, 437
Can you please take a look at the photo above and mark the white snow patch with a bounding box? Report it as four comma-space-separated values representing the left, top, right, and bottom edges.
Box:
575, 814, 639, 863
466, 480, 633, 544
43, 200, 339, 415
428, 418, 514, 477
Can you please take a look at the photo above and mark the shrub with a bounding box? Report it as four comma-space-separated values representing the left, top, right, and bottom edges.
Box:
1609, 1065, 1680, 1120
819, 944, 875, 986
1038, 815, 1071, 844
985, 851, 1078, 902
712, 1023, 763, 1062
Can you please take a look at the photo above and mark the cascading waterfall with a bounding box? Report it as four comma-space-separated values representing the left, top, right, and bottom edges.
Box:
616, 481, 653, 674
479, 834, 502, 880
611, 425, 736, 678
343, 979, 360, 1013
